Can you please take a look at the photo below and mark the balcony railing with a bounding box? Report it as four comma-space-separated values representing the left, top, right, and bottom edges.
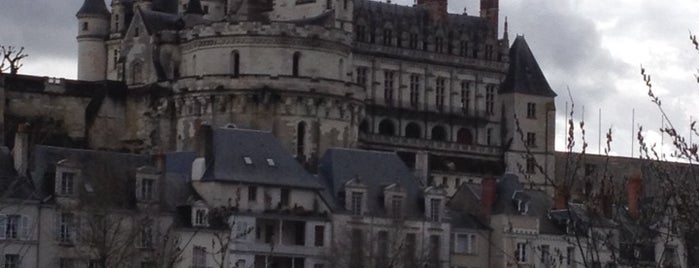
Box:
358, 133, 501, 156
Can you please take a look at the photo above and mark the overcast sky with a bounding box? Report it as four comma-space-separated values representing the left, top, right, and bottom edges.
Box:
2, 0, 698, 158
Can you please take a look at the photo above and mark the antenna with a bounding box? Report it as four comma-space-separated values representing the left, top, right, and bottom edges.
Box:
631, 108, 635, 157
598, 108, 602, 154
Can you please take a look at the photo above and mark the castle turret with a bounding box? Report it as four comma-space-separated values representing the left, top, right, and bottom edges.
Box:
76, 0, 110, 81
500, 36, 557, 190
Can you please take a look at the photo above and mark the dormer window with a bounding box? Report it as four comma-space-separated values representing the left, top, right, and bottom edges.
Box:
140, 178, 155, 201
351, 192, 363, 215
243, 156, 253, 165
390, 195, 403, 218
517, 200, 529, 215
266, 158, 275, 166
429, 198, 441, 222
59, 172, 75, 196
193, 208, 208, 227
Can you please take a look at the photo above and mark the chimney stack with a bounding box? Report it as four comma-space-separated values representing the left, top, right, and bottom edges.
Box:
481, 176, 497, 217
553, 187, 568, 210
12, 123, 30, 177
627, 174, 642, 219
480, 0, 499, 34
417, 0, 447, 23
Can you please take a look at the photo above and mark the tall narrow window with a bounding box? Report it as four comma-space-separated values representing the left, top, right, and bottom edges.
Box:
391, 195, 403, 218
429, 198, 441, 221
296, 122, 306, 159
526, 132, 537, 147
435, 78, 446, 110
191, 55, 197, 76
4, 254, 19, 268
113, 49, 119, 69
460, 41, 469, 56
485, 45, 494, 60
231, 51, 240, 77
383, 70, 395, 105
292, 52, 301, 77
485, 84, 495, 115
409, 33, 418, 49
377, 231, 389, 266
59, 172, 75, 196
193, 246, 207, 268
429, 235, 440, 267
526, 157, 536, 174
326, 0, 332, 9
486, 128, 493, 146
338, 59, 344, 80
57, 212, 74, 244
516, 242, 527, 263
435, 37, 444, 53
351, 192, 363, 215
140, 178, 155, 201
461, 81, 470, 114
114, 15, 120, 31
356, 67, 368, 87
132, 62, 143, 84
314, 225, 325, 246
383, 29, 392, 46
281, 188, 290, 207
356, 25, 366, 42
527, 103, 536, 118
83, 22, 89, 31
409, 74, 420, 107
134, 27, 140, 37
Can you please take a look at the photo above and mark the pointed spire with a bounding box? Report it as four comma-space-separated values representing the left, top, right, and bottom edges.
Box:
185, 0, 205, 15
77, 0, 110, 17
503, 16, 509, 43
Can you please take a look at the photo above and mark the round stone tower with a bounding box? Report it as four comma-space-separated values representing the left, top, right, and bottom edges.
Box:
76, 0, 110, 81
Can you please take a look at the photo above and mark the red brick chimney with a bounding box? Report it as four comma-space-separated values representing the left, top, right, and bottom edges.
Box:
417, 0, 447, 23
553, 187, 568, 210
481, 176, 497, 217
480, 0, 499, 34
627, 174, 642, 219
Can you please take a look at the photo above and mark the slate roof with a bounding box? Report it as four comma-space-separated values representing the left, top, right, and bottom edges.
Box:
200, 128, 323, 190
318, 148, 423, 217
77, 0, 111, 17
140, 9, 184, 33
491, 174, 565, 235
30, 146, 151, 208
500, 36, 557, 97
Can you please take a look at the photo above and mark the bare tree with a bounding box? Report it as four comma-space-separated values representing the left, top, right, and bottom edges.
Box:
0, 46, 27, 75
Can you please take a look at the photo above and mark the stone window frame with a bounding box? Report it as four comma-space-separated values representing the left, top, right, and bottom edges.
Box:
55, 159, 81, 198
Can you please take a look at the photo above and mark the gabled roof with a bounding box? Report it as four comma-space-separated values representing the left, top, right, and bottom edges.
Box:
500, 35, 557, 97
200, 128, 322, 190
77, 0, 111, 17
319, 148, 423, 217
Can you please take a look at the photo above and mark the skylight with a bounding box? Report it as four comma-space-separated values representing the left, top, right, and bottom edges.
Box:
243, 156, 253, 165
266, 158, 276, 166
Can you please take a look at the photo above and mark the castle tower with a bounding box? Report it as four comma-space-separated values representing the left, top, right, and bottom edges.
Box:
500, 36, 557, 190
76, 0, 110, 81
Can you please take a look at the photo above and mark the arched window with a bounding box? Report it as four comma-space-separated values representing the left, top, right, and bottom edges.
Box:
297, 121, 307, 159
132, 62, 143, 85
405, 123, 421, 139
231, 51, 240, 77
192, 54, 197, 76
378, 119, 395, 136
456, 128, 473, 145
359, 120, 370, 134
292, 52, 301, 77
431, 126, 447, 141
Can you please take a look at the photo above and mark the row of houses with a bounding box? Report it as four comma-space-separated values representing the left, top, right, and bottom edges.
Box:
0, 125, 686, 268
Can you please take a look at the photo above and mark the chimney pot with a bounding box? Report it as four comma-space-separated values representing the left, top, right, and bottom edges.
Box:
627, 174, 642, 219
481, 176, 497, 217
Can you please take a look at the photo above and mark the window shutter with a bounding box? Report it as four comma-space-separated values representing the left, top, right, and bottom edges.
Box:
20, 215, 30, 240
0, 214, 6, 240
